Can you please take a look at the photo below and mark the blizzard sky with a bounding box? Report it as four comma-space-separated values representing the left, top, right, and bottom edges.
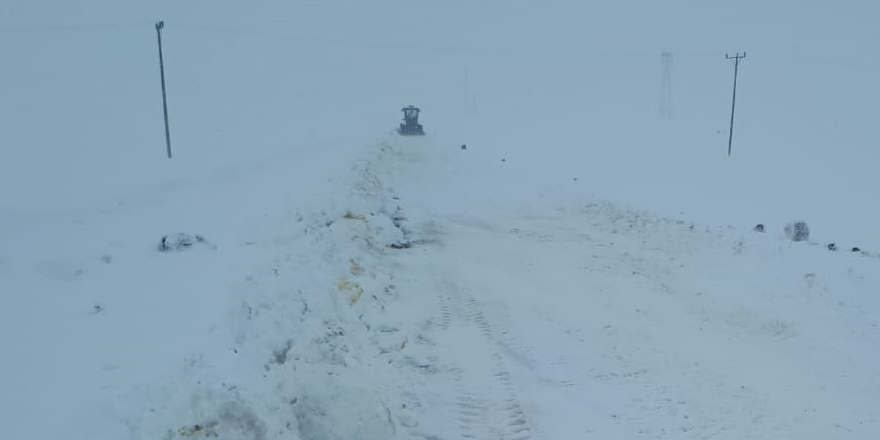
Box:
2, 0, 879, 248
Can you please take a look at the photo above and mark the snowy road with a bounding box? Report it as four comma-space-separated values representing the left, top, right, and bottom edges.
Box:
369, 135, 880, 440
4, 133, 879, 440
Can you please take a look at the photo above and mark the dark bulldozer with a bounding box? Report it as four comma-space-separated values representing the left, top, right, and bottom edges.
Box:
398, 105, 425, 136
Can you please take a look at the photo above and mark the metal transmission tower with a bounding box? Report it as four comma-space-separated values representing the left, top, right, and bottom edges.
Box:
725, 52, 746, 156
659, 51, 673, 117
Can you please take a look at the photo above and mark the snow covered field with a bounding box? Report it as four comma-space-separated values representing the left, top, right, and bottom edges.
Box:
2, 1, 880, 439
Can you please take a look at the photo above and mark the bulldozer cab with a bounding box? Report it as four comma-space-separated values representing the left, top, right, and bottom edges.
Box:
398, 105, 425, 135
402, 106, 420, 123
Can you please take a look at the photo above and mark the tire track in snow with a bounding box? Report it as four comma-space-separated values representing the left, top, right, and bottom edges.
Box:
436, 280, 534, 440
438, 295, 454, 331
462, 288, 587, 396
496, 318, 589, 392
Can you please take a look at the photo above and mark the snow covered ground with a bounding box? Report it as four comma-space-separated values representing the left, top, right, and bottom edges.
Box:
2, 1, 880, 439
4, 131, 879, 439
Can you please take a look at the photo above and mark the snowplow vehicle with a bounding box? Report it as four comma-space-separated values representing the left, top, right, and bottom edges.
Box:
398, 105, 425, 136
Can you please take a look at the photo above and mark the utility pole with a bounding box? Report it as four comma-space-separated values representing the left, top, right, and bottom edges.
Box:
463, 66, 470, 115
155, 21, 172, 159
660, 51, 673, 117
725, 52, 745, 156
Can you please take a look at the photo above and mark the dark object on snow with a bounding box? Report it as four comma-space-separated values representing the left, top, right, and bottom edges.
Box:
398, 105, 424, 136
827, 243, 837, 251
852, 247, 861, 252
159, 233, 208, 251
501, 158, 506, 162
461, 144, 467, 150
389, 239, 431, 249
753, 224, 765, 233
784, 221, 810, 242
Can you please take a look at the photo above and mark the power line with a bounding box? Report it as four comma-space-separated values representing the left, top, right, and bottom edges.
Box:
172, 24, 732, 60
173, 23, 460, 54
764, 57, 880, 72
2, 21, 878, 71
0, 22, 151, 33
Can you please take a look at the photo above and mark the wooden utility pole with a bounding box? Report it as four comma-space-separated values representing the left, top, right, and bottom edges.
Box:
156, 21, 172, 158
660, 51, 673, 117
725, 52, 745, 156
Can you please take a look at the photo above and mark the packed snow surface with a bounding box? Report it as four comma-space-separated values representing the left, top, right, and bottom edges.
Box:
4, 133, 880, 439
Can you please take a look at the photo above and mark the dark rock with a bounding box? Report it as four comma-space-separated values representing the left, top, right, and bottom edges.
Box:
784, 221, 810, 242
159, 233, 208, 252
753, 224, 765, 233
852, 247, 861, 252
827, 243, 837, 251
